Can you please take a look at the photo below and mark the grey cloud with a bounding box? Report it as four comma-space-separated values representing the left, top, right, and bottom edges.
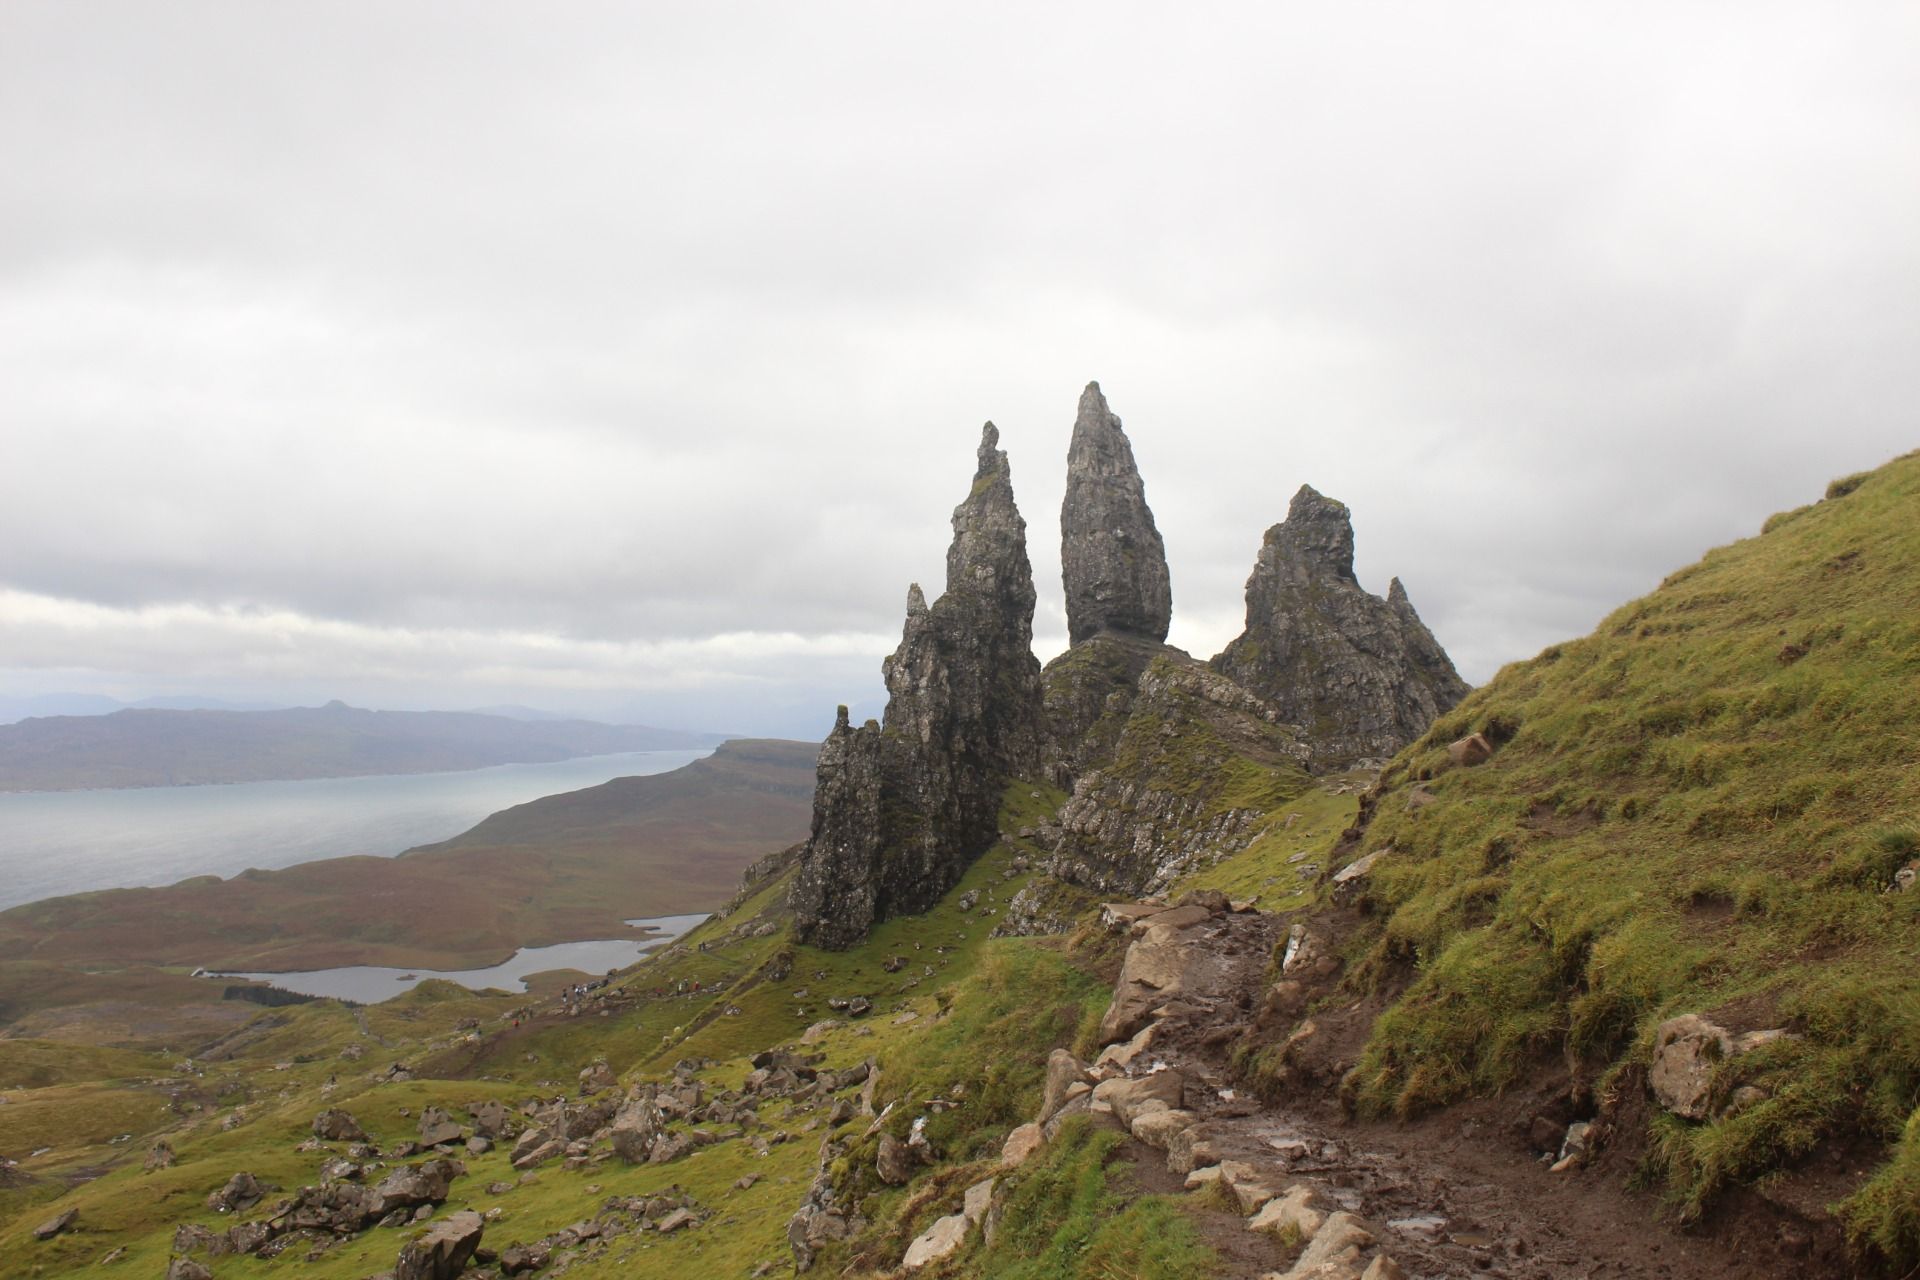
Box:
2, 2, 1916, 733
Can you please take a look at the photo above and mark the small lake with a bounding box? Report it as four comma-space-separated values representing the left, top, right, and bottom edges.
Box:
211, 912, 711, 1003
0, 748, 712, 912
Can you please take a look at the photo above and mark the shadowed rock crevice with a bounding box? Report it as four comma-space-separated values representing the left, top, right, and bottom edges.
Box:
1212, 484, 1469, 764
788, 424, 1044, 949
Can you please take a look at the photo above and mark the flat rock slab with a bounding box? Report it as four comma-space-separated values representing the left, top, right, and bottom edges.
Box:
1131, 1108, 1197, 1150
1093, 1071, 1185, 1127
1001, 1123, 1044, 1168
32, 1208, 76, 1241
1131, 904, 1212, 936
395, 1209, 484, 1280
1249, 1184, 1333, 1239
902, 1213, 970, 1270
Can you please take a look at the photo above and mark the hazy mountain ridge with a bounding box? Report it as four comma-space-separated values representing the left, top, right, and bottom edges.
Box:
0, 701, 723, 792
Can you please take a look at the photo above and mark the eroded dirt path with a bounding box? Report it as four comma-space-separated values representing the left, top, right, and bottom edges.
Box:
1086, 901, 1837, 1279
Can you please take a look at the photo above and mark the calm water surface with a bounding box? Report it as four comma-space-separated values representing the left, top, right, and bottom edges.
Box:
0, 749, 710, 911
212, 912, 711, 1003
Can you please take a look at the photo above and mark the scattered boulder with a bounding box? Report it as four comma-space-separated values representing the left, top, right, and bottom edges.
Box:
609, 1093, 661, 1164
207, 1172, 266, 1213
1553, 1121, 1594, 1171
510, 1129, 563, 1170
1249, 1183, 1333, 1239
1447, 733, 1493, 767
1329, 851, 1386, 904
144, 1141, 176, 1172
901, 1213, 970, 1271
498, 1242, 552, 1274
395, 1209, 484, 1280
1165, 1122, 1225, 1175
368, 1158, 463, 1220
1099, 922, 1197, 1043
1279, 1210, 1374, 1278
876, 1133, 919, 1185
1218, 1159, 1282, 1214
901, 1174, 996, 1271
1091, 1071, 1184, 1127
1001, 1123, 1044, 1168
1039, 1049, 1093, 1121
1131, 904, 1210, 935
312, 1108, 369, 1143
417, 1105, 463, 1147
1649, 1015, 1724, 1119
1095, 1023, 1156, 1074
165, 1260, 214, 1280
33, 1207, 77, 1240
1100, 902, 1168, 933
579, 1060, 617, 1093
1130, 1108, 1197, 1150
467, 1099, 516, 1139
648, 1133, 696, 1165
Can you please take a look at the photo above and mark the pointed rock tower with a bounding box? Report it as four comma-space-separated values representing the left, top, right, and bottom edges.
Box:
1212, 484, 1468, 763
1061, 382, 1172, 646
789, 424, 1045, 949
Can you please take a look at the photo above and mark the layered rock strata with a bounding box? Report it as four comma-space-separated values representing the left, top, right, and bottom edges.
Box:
1212, 484, 1468, 763
789, 424, 1045, 949
1061, 382, 1172, 647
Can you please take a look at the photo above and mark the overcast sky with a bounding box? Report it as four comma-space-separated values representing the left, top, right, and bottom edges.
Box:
3, 3, 1916, 739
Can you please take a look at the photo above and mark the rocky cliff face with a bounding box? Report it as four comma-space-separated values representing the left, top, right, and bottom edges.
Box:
1211, 484, 1468, 764
1060, 383, 1172, 647
788, 425, 1045, 949
1021, 651, 1309, 914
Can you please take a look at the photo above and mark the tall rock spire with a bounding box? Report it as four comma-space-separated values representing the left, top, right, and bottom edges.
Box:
1211, 484, 1469, 763
1061, 382, 1172, 646
789, 423, 1044, 949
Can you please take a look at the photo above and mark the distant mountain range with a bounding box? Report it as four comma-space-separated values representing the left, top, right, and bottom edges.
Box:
0, 692, 294, 723
0, 701, 725, 792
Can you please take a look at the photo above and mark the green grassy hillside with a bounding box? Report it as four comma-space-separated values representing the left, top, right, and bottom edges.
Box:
1334, 450, 1919, 1266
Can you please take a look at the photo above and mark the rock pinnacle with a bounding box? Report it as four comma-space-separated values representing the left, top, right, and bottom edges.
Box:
1061, 382, 1172, 646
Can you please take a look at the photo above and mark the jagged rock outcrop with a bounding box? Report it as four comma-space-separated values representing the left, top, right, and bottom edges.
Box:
1037, 651, 1309, 901
789, 424, 1045, 949
1038, 632, 1167, 788
1212, 484, 1468, 763
1061, 382, 1171, 647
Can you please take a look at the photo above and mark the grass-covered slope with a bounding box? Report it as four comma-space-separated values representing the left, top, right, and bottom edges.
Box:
1338, 451, 1920, 1265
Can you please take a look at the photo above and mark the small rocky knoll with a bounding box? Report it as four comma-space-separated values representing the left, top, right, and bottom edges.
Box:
1061, 381, 1173, 648
1212, 484, 1468, 764
1013, 650, 1310, 915
789, 424, 1046, 949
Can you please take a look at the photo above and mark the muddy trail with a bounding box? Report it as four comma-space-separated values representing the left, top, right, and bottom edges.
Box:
1076, 899, 1844, 1280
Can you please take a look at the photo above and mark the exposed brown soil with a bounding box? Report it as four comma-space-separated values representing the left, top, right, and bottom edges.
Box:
1100, 904, 1857, 1279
